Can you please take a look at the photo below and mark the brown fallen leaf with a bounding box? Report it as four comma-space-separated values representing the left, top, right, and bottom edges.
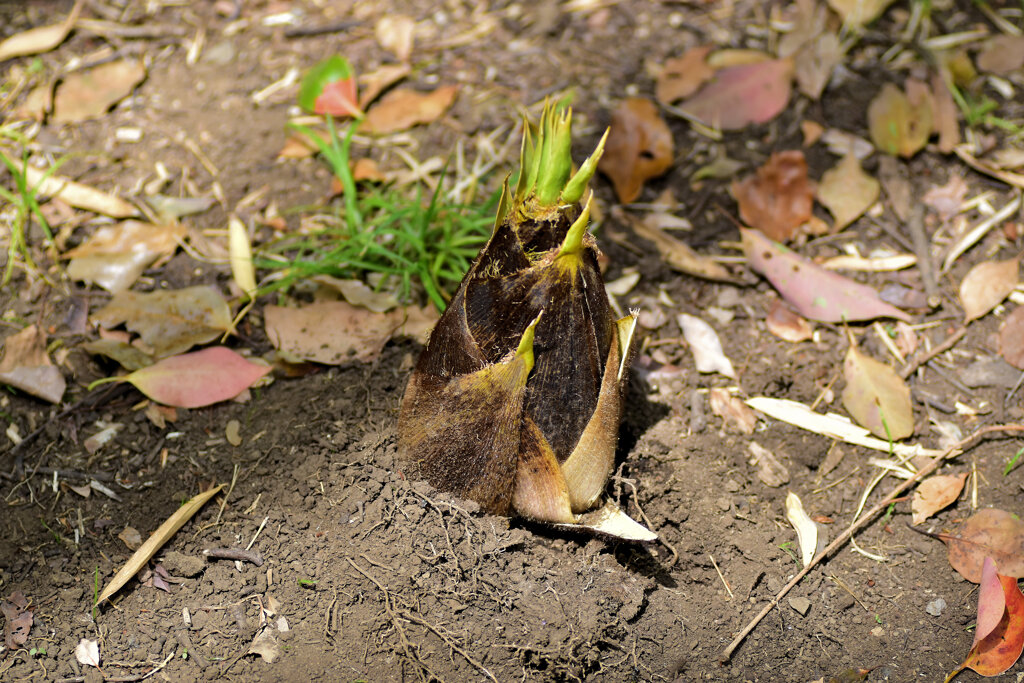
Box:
363, 85, 458, 135
91, 286, 233, 358
53, 59, 147, 123
0, 324, 66, 404
794, 32, 842, 100
911, 473, 967, 525
956, 556, 1024, 677
0, 0, 83, 61
930, 71, 960, 154
867, 80, 933, 158
598, 98, 674, 203
976, 35, 1024, 76
841, 335, 914, 440
816, 154, 880, 231
959, 257, 1019, 323
655, 46, 714, 105
710, 388, 757, 434
748, 441, 789, 487
999, 306, 1024, 370
616, 207, 737, 282
922, 174, 968, 222
826, 0, 896, 26
358, 64, 412, 109
732, 150, 813, 241
375, 15, 414, 63
1, 591, 33, 650
64, 221, 186, 292
264, 300, 406, 364
765, 299, 813, 342
943, 508, 1024, 583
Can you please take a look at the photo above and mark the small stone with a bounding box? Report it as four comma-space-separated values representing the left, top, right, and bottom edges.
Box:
789, 596, 812, 616
716, 496, 732, 512
925, 598, 947, 616
161, 551, 204, 578
871, 625, 885, 637
724, 479, 741, 493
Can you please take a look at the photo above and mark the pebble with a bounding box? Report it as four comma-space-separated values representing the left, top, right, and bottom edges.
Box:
926, 597, 947, 616
789, 596, 811, 616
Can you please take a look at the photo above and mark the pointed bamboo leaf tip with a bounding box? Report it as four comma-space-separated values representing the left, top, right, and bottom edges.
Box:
562, 127, 609, 205
558, 191, 593, 259
516, 312, 543, 372
615, 311, 638, 381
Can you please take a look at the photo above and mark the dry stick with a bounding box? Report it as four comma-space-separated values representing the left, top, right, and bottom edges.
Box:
899, 326, 966, 379
720, 423, 1024, 664
907, 203, 941, 308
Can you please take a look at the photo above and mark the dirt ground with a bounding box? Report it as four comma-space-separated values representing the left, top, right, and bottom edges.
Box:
3, 1, 1024, 681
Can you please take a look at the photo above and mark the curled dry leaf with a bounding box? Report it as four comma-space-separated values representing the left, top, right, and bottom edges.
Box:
0, 324, 66, 403
265, 301, 406, 364
841, 338, 914, 440
867, 80, 933, 158
92, 286, 232, 358
742, 228, 911, 323
81, 339, 153, 371
53, 59, 146, 124
65, 221, 186, 292
748, 440, 789, 486
785, 491, 818, 566
0, 0, 82, 61
732, 150, 813, 242
816, 154, 880, 231
765, 299, 813, 342
358, 64, 411, 109
999, 306, 1024, 370
959, 257, 1019, 322
75, 638, 101, 668
655, 46, 714, 104
944, 508, 1024, 583
1, 591, 32, 649
363, 85, 458, 135
375, 15, 414, 62
677, 58, 794, 131
710, 388, 757, 434
826, 0, 896, 26
598, 97, 674, 203
794, 32, 842, 100
911, 473, 967, 525
958, 556, 1024, 677
121, 347, 271, 409
18, 163, 137, 218
677, 314, 735, 377
228, 216, 257, 299
976, 36, 1024, 76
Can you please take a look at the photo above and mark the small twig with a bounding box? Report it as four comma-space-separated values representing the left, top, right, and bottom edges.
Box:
720, 423, 1024, 663
709, 554, 734, 600
906, 204, 941, 307
899, 326, 966, 379
203, 547, 263, 566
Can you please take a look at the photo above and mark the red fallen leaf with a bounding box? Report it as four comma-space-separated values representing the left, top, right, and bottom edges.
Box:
765, 299, 813, 342
121, 347, 271, 408
598, 97, 674, 203
942, 509, 1024, 583
957, 556, 1024, 677
314, 78, 362, 118
732, 150, 813, 241
677, 57, 794, 131
742, 228, 911, 323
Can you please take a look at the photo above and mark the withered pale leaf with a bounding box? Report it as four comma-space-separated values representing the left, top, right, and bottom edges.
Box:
0, 324, 66, 403
53, 60, 147, 123
92, 286, 232, 358
785, 491, 817, 566
655, 46, 714, 104
816, 154, 880, 231
794, 32, 842, 100
827, 0, 896, 26
960, 257, 1019, 322
265, 301, 404, 364
749, 441, 789, 487
65, 221, 185, 292
765, 299, 813, 342
363, 85, 457, 134
841, 340, 914, 440
375, 15, 414, 62
21, 164, 137, 218
0, 0, 82, 61
911, 473, 967, 525
678, 314, 735, 377
710, 388, 757, 434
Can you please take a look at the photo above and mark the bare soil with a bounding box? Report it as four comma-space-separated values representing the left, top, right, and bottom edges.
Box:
2, 1, 1024, 682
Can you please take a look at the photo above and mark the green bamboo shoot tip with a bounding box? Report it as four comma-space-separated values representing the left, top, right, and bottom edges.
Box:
558, 191, 592, 259
562, 127, 609, 205
515, 312, 543, 372
515, 124, 536, 201
535, 107, 574, 206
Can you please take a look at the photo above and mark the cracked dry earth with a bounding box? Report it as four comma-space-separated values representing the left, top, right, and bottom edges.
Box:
3, 0, 1024, 682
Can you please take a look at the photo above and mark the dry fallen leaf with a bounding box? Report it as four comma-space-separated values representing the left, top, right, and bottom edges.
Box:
655, 46, 714, 104
375, 15, 415, 62
765, 299, 813, 342
678, 57, 794, 131
357, 64, 412, 109
827, 0, 896, 26
742, 228, 912, 323
732, 151, 814, 241
710, 388, 757, 434
75, 638, 101, 668
599, 97, 674, 203
92, 286, 232, 358
119, 348, 270, 408
867, 80, 933, 158
748, 440, 789, 486
930, 71, 960, 154
976, 35, 1024, 76
957, 556, 1024, 677
911, 473, 967, 525
97, 484, 224, 604
785, 491, 818, 566
959, 257, 1019, 322
841, 336, 914, 440
363, 85, 457, 135
617, 207, 737, 282
265, 301, 406, 364
0, 0, 83, 61
794, 32, 842, 100
999, 307, 1024, 370
18, 163, 138, 218
816, 154, 880, 231
53, 59, 147, 123
944, 508, 1024, 583
0, 324, 66, 403
64, 221, 186, 292
922, 174, 968, 222
1, 592, 33, 650
678, 313, 735, 377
